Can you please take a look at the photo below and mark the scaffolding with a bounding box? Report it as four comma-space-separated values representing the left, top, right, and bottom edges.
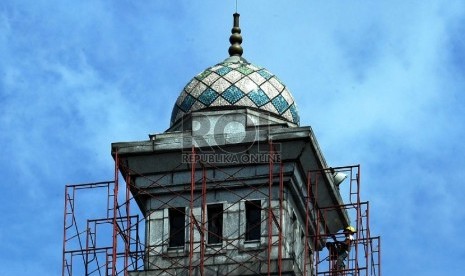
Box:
62, 145, 381, 275
308, 166, 382, 276
62, 155, 144, 276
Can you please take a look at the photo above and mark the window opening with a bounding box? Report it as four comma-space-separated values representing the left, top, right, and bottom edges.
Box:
245, 200, 261, 241
207, 204, 223, 244
169, 208, 185, 247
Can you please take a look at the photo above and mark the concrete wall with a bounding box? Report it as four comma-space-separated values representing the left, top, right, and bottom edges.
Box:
134, 197, 312, 275
113, 111, 351, 275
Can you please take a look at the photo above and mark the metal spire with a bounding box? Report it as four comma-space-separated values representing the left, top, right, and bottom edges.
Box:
228, 13, 243, 57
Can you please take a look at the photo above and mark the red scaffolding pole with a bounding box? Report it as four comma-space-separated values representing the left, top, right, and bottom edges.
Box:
63, 146, 381, 276
307, 165, 381, 276
62, 152, 144, 276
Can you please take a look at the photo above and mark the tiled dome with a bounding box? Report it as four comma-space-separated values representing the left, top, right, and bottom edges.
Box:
170, 56, 300, 126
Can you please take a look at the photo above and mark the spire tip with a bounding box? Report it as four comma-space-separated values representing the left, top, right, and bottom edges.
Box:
228, 13, 243, 57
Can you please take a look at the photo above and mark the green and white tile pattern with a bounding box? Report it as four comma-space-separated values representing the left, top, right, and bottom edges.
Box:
171, 58, 300, 126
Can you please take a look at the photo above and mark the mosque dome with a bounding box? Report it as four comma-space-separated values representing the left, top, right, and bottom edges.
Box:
170, 13, 300, 127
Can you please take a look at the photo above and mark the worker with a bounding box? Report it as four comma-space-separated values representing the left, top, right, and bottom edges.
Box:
325, 226, 356, 273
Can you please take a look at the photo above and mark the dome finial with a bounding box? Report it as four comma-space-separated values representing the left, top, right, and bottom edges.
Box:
228, 13, 243, 57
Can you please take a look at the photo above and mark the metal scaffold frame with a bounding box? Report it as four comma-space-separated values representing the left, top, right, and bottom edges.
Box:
62, 154, 144, 276
62, 146, 381, 276
114, 142, 287, 275
307, 165, 381, 276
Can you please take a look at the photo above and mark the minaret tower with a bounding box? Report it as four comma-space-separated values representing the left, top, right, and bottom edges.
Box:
112, 13, 349, 275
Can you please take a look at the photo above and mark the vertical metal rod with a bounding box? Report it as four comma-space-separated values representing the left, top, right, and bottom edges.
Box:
200, 167, 207, 275
365, 202, 370, 276
124, 172, 131, 276
355, 166, 361, 276
62, 186, 69, 276
112, 152, 119, 276
314, 173, 323, 275
315, 172, 321, 275
189, 146, 196, 275
135, 214, 140, 271
378, 237, 381, 276
267, 140, 274, 276
146, 210, 151, 271
107, 181, 111, 218
278, 162, 284, 275
85, 220, 90, 275
304, 172, 311, 276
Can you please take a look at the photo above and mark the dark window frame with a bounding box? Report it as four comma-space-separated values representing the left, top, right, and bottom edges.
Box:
245, 200, 261, 241
207, 204, 223, 244
169, 207, 185, 247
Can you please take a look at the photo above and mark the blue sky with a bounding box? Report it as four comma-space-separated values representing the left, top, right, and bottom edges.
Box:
1, 0, 464, 275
